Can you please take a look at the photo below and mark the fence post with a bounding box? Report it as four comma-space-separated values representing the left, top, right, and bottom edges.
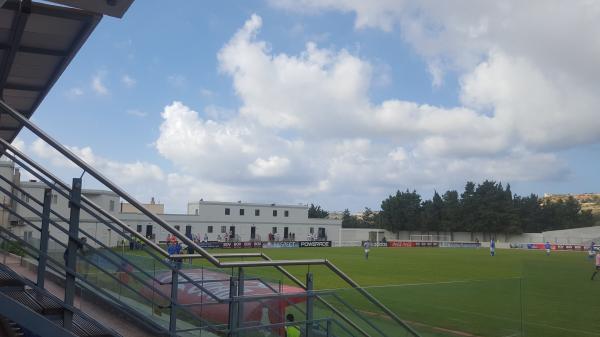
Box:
306, 272, 314, 337
237, 267, 244, 333
37, 188, 52, 289
169, 266, 178, 336
64, 178, 82, 330
228, 277, 239, 337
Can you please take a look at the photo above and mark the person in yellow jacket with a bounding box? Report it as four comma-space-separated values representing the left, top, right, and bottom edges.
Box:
285, 314, 301, 337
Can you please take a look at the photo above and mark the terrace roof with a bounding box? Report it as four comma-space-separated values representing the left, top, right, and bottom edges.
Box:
0, 0, 133, 143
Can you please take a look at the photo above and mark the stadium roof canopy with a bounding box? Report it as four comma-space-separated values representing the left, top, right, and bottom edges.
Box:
0, 0, 134, 143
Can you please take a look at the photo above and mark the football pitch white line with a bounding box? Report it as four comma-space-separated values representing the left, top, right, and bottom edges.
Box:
322, 277, 600, 337
430, 304, 600, 336
327, 276, 523, 290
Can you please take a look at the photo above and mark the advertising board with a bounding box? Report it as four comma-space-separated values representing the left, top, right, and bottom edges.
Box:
387, 241, 439, 248
220, 241, 263, 249
298, 241, 332, 248
262, 241, 299, 249
439, 241, 480, 248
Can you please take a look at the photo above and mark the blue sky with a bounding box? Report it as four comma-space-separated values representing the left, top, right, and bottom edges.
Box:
14, 1, 600, 213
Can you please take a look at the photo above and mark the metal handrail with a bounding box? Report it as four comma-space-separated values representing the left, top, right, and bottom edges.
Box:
0, 139, 372, 337
0, 144, 225, 302
0, 228, 169, 335
0, 185, 194, 307
0, 142, 168, 257
0, 99, 420, 337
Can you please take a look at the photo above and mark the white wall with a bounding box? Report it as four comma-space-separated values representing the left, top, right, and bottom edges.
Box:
542, 227, 600, 244
15, 182, 120, 223
119, 212, 340, 243
187, 201, 309, 223
337, 229, 546, 244
0, 160, 17, 227
6, 181, 341, 248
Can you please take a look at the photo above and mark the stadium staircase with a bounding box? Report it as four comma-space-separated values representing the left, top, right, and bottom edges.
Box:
0, 98, 422, 337
0, 262, 119, 337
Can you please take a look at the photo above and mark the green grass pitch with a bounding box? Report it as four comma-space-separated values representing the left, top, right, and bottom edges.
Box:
120, 246, 600, 337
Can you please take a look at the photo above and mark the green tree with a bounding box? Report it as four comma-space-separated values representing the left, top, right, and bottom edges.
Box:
460, 182, 477, 233
513, 194, 543, 232
361, 207, 376, 228
380, 190, 422, 233
441, 190, 461, 234
308, 203, 329, 218
378, 181, 595, 236
341, 208, 360, 228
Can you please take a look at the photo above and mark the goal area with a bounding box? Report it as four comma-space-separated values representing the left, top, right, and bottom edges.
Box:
409, 234, 451, 242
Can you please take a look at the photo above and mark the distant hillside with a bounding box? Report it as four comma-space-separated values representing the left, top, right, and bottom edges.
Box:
543, 193, 600, 215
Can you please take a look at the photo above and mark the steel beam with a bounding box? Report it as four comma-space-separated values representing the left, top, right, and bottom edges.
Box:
237, 267, 244, 334
0, 0, 31, 97
0, 43, 66, 56
306, 272, 314, 337
63, 177, 82, 330
169, 267, 179, 336
228, 277, 239, 337
36, 188, 52, 289
3, 83, 46, 91
218, 259, 327, 268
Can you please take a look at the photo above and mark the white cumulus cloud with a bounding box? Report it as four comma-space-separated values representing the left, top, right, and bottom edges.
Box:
150, 13, 583, 209
91, 71, 109, 95
121, 74, 137, 88
29, 139, 164, 185
248, 156, 291, 177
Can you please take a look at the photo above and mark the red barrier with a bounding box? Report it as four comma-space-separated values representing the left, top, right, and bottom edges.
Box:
139, 268, 306, 329
552, 244, 585, 251
387, 240, 441, 248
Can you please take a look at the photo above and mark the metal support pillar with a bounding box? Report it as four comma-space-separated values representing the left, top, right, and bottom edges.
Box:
306, 272, 314, 337
237, 267, 244, 332
36, 188, 52, 289
228, 277, 239, 337
326, 319, 332, 337
169, 267, 179, 336
63, 178, 82, 330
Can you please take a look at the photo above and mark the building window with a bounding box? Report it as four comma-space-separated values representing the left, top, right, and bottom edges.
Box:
109, 200, 115, 211
208, 226, 213, 233
284, 210, 289, 217
240, 209, 245, 216
195, 209, 199, 215
221, 226, 226, 233
225, 208, 230, 215
52, 194, 58, 204
136, 225, 142, 233
310, 227, 314, 234
273, 210, 277, 217
272, 227, 277, 234
175, 225, 180, 231
255, 209, 260, 216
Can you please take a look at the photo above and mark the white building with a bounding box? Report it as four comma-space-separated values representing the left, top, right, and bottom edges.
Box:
119, 200, 340, 244
120, 200, 340, 243
0, 162, 341, 247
